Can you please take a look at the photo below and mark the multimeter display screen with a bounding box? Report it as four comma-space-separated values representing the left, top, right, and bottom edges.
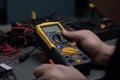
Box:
42, 24, 61, 33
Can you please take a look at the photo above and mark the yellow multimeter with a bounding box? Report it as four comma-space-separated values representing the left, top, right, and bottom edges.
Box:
36, 22, 91, 75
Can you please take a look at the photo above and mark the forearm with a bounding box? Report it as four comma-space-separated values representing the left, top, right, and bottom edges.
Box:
92, 42, 116, 65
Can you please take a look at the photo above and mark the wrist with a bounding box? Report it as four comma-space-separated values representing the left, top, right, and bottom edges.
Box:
95, 42, 116, 65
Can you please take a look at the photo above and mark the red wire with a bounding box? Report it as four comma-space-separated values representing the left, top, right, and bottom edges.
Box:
0, 49, 21, 63
0, 27, 35, 63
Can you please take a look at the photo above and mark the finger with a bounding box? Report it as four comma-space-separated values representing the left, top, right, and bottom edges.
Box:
62, 30, 85, 42
37, 69, 56, 80
33, 64, 54, 78
37, 76, 47, 80
54, 64, 73, 71
61, 30, 79, 39
36, 66, 60, 80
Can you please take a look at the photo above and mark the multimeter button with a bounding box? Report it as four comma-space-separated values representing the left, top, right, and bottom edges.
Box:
56, 45, 61, 48
76, 59, 81, 63
62, 47, 77, 56
70, 42, 76, 46
68, 59, 74, 63
46, 33, 51, 36
78, 53, 83, 56
82, 56, 88, 60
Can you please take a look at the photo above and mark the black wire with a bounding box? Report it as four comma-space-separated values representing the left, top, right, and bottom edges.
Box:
18, 45, 40, 63
1, 71, 17, 80
0, 28, 37, 63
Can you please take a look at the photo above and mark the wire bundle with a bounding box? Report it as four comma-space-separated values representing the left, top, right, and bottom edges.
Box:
0, 27, 36, 63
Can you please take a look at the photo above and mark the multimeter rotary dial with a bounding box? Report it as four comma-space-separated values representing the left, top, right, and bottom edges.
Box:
52, 34, 68, 43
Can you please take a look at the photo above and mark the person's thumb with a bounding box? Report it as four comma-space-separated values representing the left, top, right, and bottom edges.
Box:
61, 30, 80, 40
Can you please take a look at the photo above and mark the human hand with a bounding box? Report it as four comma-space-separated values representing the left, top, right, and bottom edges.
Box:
33, 64, 86, 80
62, 30, 115, 65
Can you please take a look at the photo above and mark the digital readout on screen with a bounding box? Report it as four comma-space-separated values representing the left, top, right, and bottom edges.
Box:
42, 24, 61, 33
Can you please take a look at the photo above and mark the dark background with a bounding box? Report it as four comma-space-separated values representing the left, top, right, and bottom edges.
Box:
0, 0, 7, 24
0, 0, 89, 24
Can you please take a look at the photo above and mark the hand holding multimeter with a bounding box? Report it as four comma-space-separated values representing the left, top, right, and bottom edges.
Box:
36, 22, 91, 75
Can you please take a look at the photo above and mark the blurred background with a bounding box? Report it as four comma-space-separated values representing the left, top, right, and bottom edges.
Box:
0, 0, 90, 24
